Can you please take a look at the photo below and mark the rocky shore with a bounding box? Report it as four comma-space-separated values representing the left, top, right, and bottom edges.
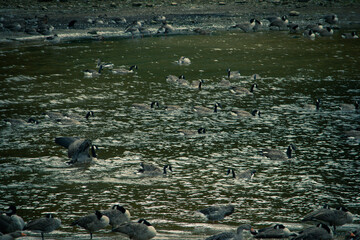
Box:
0, 0, 359, 44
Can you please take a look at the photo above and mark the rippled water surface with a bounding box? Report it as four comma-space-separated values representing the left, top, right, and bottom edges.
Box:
1, 31, 360, 239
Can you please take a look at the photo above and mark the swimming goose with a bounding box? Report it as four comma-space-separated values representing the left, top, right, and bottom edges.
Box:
0, 206, 25, 234
54, 137, 97, 164
177, 56, 191, 65
193, 103, 221, 114
254, 224, 293, 238
231, 18, 261, 32
190, 80, 204, 90
24, 214, 61, 240
138, 163, 172, 176
342, 31, 359, 39
84, 65, 102, 78
0, 231, 26, 240
112, 65, 138, 74
261, 144, 296, 160
318, 27, 334, 36
96, 58, 114, 69
166, 74, 185, 84
303, 29, 316, 39
101, 205, 131, 229
197, 205, 235, 221
304, 98, 321, 110
112, 218, 156, 240
132, 101, 160, 110
230, 83, 257, 95
206, 224, 256, 240
71, 210, 109, 239
291, 223, 333, 240
227, 68, 241, 79
231, 109, 260, 118
324, 14, 338, 25
177, 128, 206, 136
302, 206, 353, 232
227, 168, 256, 180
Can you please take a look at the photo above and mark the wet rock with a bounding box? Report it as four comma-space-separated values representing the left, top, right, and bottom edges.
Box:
289, 10, 300, 16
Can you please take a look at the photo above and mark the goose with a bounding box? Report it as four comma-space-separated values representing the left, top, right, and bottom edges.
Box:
266, 15, 289, 24
157, 21, 174, 35
340, 101, 359, 111
227, 168, 256, 180
252, 74, 261, 80
254, 224, 294, 238
0, 231, 26, 240
71, 211, 109, 239
324, 14, 338, 25
261, 144, 296, 160
291, 223, 333, 240
304, 98, 321, 110
306, 23, 324, 33
219, 78, 232, 87
177, 56, 191, 65
190, 79, 204, 90
193, 103, 221, 114
303, 29, 316, 39
230, 83, 257, 95
54, 137, 97, 164
231, 109, 260, 118
4, 117, 39, 126
112, 218, 156, 240
24, 214, 61, 240
289, 23, 299, 34
342, 31, 359, 39
302, 206, 353, 232
206, 224, 256, 240
96, 58, 114, 69
166, 74, 185, 84
112, 65, 138, 75
84, 65, 103, 78
125, 20, 142, 37
138, 163, 172, 176
0, 206, 25, 234
301, 204, 331, 222
132, 101, 159, 110
197, 205, 235, 221
269, 15, 289, 30
101, 205, 131, 229
318, 27, 334, 36
231, 18, 261, 32
227, 68, 241, 79
177, 128, 206, 136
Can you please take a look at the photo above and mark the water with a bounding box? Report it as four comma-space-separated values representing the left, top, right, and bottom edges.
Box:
0, 31, 359, 239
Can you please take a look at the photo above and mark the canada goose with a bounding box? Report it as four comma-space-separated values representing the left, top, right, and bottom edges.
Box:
166, 74, 185, 84
227, 68, 241, 79
306, 23, 323, 33
266, 15, 289, 24
301, 204, 331, 222
324, 14, 338, 25
231, 18, 261, 32
231, 109, 260, 118
4, 117, 39, 126
125, 20, 142, 37
193, 103, 221, 114
0, 206, 25, 234
101, 205, 131, 229
342, 31, 359, 39
71, 210, 109, 239
177, 56, 191, 65
112, 218, 156, 240
252, 74, 261, 80
303, 29, 316, 39
230, 83, 257, 95
0, 231, 26, 240
318, 27, 334, 36
291, 224, 333, 240
254, 224, 294, 238
132, 101, 160, 110
138, 163, 172, 176
227, 168, 256, 180
206, 224, 256, 240
304, 98, 321, 110
177, 128, 206, 136
340, 101, 359, 111
112, 65, 138, 75
24, 214, 61, 240
190, 80, 204, 90
96, 59, 114, 69
54, 137, 97, 164
261, 144, 296, 160
197, 205, 235, 221
84, 65, 102, 78
302, 206, 353, 232
269, 15, 289, 30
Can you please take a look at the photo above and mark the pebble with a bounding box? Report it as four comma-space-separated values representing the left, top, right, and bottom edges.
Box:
289, 10, 300, 16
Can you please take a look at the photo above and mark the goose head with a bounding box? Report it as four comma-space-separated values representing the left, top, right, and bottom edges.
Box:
251, 109, 261, 117
85, 111, 94, 120
315, 98, 321, 110
286, 143, 296, 158
150, 101, 160, 109
250, 83, 258, 93
129, 65, 138, 71
163, 165, 173, 174
197, 128, 206, 134
95, 210, 103, 220
226, 168, 236, 178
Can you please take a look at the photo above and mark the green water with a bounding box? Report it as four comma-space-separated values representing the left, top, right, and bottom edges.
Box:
0, 31, 359, 239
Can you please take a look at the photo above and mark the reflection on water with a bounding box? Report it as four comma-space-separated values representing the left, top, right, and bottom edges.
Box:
0, 31, 359, 239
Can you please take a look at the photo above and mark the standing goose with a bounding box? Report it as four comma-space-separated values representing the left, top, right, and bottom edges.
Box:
0, 231, 26, 240
291, 223, 333, 240
0, 206, 25, 234
193, 103, 221, 114
71, 210, 109, 239
101, 205, 131, 229
227, 68, 241, 79
227, 168, 256, 180
197, 205, 235, 222
112, 218, 156, 240
112, 65, 138, 75
24, 214, 61, 240
341, 31, 359, 39
132, 101, 160, 110
206, 224, 256, 240
54, 137, 97, 164
138, 163, 172, 176
231, 109, 260, 118
230, 83, 257, 95
254, 224, 293, 238
261, 144, 296, 160
302, 206, 353, 232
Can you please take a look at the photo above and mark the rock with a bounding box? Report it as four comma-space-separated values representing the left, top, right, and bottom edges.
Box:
289, 10, 300, 16
219, 2, 226, 5
171, 2, 178, 6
